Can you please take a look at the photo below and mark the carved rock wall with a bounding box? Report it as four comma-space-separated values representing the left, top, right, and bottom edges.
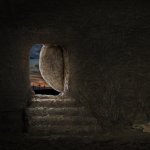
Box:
0, 1, 150, 134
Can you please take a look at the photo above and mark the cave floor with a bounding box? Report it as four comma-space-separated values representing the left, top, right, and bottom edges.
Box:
0, 133, 150, 150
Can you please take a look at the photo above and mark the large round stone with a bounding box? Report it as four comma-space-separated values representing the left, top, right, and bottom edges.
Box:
39, 44, 64, 92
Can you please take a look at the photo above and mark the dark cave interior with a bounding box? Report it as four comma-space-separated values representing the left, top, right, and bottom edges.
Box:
0, 0, 150, 149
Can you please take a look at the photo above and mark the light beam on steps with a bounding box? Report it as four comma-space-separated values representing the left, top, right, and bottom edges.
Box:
31, 98, 79, 107
29, 115, 98, 126
26, 97, 101, 136
26, 107, 92, 116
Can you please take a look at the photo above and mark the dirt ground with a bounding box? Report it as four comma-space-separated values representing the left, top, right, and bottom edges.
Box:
0, 133, 150, 150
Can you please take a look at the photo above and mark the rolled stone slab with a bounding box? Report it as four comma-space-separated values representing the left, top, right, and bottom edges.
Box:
39, 44, 64, 92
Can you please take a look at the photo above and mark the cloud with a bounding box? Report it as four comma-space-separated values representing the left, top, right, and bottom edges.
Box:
30, 44, 43, 59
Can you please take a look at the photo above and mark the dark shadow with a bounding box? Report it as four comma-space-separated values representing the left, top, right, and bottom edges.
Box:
33, 88, 60, 95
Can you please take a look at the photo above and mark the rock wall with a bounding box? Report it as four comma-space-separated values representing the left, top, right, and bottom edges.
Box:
0, 1, 150, 134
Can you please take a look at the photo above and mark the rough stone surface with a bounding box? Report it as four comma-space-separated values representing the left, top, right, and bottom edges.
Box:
26, 96, 101, 136
39, 44, 64, 92
0, 1, 150, 134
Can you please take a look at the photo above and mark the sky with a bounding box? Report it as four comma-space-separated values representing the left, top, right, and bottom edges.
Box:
30, 44, 49, 87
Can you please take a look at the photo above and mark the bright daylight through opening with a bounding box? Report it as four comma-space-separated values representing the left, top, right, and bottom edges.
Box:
29, 44, 60, 96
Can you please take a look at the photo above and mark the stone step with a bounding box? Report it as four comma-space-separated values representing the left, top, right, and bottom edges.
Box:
31, 98, 79, 108
28, 115, 98, 126
27, 97, 101, 136
26, 107, 91, 117
29, 125, 101, 136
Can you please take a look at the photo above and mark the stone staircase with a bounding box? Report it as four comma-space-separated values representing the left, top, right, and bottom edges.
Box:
26, 95, 101, 137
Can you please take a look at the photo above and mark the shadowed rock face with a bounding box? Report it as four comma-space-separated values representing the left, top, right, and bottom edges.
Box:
39, 45, 64, 92
0, 1, 150, 135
